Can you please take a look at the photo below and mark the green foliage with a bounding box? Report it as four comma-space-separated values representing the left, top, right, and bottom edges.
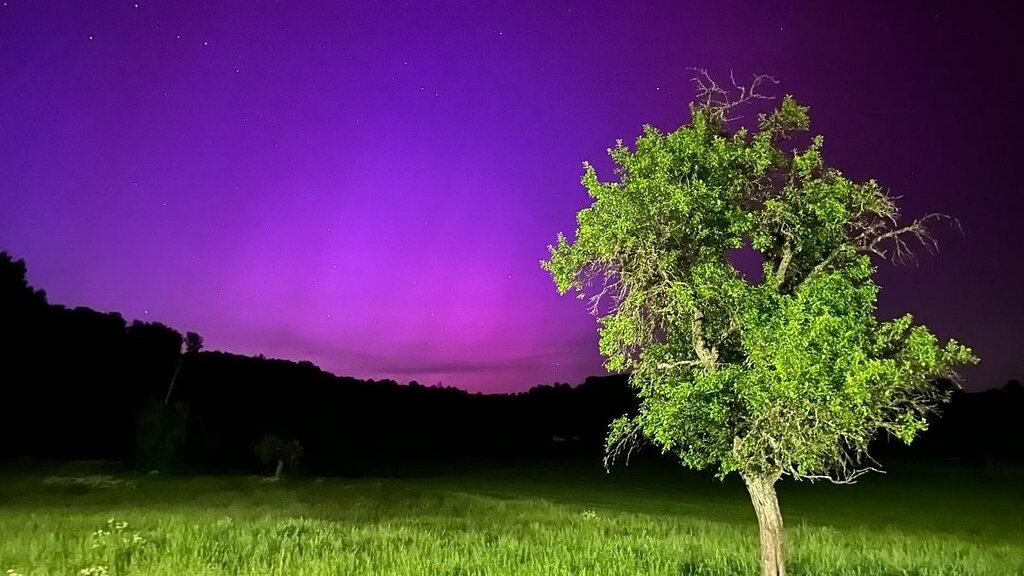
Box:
543, 80, 977, 483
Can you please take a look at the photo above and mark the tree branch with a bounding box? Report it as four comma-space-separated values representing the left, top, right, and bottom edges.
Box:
774, 238, 793, 290
865, 213, 950, 264
792, 244, 852, 292
798, 466, 884, 485
604, 418, 644, 472
164, 352, 183, 406
656, 359, 706, 371
586, 271, 623, 316
791, 213, 956, 292
689, 68, 778, 124
691, 308, 719, 366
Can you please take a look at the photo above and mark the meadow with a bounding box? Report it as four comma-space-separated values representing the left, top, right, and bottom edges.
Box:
0, 459, 1021, 576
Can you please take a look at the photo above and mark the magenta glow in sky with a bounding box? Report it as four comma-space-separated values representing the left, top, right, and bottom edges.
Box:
2, 1, 1021, 392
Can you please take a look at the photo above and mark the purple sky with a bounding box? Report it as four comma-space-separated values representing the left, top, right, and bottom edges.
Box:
1, 1, 1020, 392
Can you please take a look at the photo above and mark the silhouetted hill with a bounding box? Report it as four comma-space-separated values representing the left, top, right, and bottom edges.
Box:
0, 251, 1020, 476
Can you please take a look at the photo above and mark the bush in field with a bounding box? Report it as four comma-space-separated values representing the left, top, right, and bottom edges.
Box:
255, 435, 303, 480
135, 400, 190, 473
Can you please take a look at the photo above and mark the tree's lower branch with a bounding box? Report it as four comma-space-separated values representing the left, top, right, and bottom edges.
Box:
797, 466, 884, 485
691, 308, 719, 366
604, 419, 644, 472
656, 359, 705, 371
774, 239, 793, 290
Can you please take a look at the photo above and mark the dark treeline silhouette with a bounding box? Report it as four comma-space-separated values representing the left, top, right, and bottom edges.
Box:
0, 251, 1020, 476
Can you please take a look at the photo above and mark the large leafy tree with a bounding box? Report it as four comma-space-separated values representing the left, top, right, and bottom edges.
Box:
542, 73, 976, 576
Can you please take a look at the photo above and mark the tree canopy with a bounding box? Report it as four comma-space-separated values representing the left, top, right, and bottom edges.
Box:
542, 73, 976, 485
542, 73, 976, 576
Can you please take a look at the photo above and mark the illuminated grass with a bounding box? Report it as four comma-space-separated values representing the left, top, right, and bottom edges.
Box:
0, 463, 1021, 575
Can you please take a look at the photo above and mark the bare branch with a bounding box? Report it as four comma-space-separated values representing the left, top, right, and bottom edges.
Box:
797, 466, 884, 485
688, 68, 779, 124
164, 350, 183, 406
791, 213, 958, 293
866, 213, 951, 264
586, 271, 623, 316
656, 359, 705, 371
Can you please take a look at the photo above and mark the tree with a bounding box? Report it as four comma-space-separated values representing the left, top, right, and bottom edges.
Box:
185, 331, 204, 355
136, 399, 190, 473
541, 72, 976, 576
255, 435, 303, 480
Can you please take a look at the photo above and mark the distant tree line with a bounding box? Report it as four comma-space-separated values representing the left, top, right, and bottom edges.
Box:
0, 251, 1020, 475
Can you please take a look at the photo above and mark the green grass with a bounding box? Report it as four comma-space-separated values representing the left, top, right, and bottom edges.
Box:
0, 460, 1021, 575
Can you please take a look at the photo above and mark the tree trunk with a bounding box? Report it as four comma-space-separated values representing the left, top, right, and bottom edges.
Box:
274, 458, 284, 480
743, 473, 785, 576
164, 354, 183, 406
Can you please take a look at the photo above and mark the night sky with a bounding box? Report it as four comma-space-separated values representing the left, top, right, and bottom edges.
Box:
1, 2, 1020, 393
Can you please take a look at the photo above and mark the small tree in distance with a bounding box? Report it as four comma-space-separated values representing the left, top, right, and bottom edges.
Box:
185, 331, 204, 355
255, 435, 303, 481
542, 71, 976, 576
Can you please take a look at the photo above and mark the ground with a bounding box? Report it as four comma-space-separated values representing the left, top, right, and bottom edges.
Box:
0, 458, 1021, 575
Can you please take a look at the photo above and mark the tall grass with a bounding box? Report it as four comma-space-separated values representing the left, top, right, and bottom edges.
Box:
0, 462, 1021, 575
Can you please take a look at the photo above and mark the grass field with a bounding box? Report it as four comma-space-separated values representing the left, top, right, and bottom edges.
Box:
0, 459, 1021, 575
